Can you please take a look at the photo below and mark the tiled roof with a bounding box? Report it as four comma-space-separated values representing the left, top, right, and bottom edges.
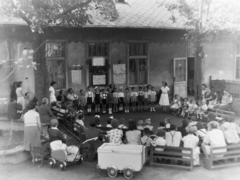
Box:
86, 0, 189, 29
0, 0, 190, 29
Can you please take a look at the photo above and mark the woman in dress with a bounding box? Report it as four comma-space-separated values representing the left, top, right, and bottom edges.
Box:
16, 81, 27, 110
159, 81, 170, 112
107, 119, 123, 144
49, 81, 57, 104
23, 102, 41, 160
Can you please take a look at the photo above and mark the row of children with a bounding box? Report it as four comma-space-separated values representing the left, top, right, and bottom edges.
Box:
170, 94, 208, 119
59, 85, 158, 115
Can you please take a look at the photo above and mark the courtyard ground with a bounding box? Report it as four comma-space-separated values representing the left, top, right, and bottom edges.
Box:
0, 109, 240, 180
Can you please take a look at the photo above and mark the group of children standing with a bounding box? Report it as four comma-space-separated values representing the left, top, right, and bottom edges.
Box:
78, 85, 157, 115
170, 94, 208, 120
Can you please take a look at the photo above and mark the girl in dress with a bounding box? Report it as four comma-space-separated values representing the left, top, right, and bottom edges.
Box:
107, 88, 114, 114
143, 86, 149, 111
86, 86, 94, 115
101, 88, 108, 114
180, 98, 189, 117
79, 89, 86, 112
113, 88, 119, 113
118, 87, 124, 112
159, 81, 170, 112
170, 94, 179, 115
138, 86, 144, 112
124, 88, 131, 113
16, 81, 27, 110
130, 87, 138, 112
196, 100, 208, 119
49, 81, 57, 105
94, 87, 101, 114
150, 86, 156, 112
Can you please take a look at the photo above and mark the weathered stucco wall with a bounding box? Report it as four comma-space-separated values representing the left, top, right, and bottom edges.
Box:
203, 42, 236, 86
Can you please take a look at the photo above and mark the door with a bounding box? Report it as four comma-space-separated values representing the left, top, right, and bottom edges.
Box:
174, 58, 187, 98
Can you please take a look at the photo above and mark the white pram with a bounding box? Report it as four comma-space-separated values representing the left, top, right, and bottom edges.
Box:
97, 143, 146, 179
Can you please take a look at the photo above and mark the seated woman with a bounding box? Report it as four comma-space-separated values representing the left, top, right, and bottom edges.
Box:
7, 98, 22, 120
38, 98, 55, 137
67, 88, 79, 108
204, 88, 213, 105
218, 90, 233, 110
107, 119, 123, 144
48, 119, 80, 161
125, 119, 141, 145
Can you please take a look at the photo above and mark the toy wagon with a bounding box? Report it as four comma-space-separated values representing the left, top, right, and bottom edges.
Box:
97, 143, 146, 179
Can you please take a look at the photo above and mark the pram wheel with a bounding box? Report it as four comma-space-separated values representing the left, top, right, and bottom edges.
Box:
107, 166, 118, 178
123, 167, 134, 179
48, 159, 56, 168
58, 161, 66, 171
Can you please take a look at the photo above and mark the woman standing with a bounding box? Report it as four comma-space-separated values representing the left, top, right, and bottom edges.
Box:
16, 81, 26, 110
159, 81, 170, 112
10, 81, 18, 101
23, 103, 41, 159
49, 81, 57, 104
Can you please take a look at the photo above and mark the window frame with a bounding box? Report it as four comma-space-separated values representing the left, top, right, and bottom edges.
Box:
235, 44, 240, 80
45, 39, 67, 89
127, 41, 149, 86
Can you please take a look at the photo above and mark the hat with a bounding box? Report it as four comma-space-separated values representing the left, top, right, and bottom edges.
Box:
145, 118, 151, 125
109, 116, 114, 119
95, 115, 100, 118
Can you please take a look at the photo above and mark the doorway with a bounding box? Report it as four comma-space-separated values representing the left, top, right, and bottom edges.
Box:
187, 57, 195, 96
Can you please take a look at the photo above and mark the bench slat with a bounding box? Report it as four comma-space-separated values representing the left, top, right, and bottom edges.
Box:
212, 154, 240, 161
151, 163, 192, 170
153, 151, 192, 157
154, 146, 193, 151
153, 156, 192, 162
212, 150, 240, 157
211, 144, 240, 150
211, 162, 240, 169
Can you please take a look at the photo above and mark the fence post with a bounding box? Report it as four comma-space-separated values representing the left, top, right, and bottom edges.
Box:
150, 146, 153, 166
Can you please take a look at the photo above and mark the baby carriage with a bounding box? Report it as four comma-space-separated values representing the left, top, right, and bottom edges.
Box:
48, 137, 99, 171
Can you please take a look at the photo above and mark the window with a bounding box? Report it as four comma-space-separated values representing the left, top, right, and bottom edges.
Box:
45, 41, 66, 89
129, 42, 148, 85
236, 44, 240, 79
87, 42, 109, 86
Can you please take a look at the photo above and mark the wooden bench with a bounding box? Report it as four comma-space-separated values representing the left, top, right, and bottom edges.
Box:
208, 108, 235, 120
149, 146, 194, 171
203, 144, 240, 170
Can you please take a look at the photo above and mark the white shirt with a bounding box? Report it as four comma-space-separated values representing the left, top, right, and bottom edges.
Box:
152, 137, 166, 151
195, 129, 207, 139
144, 125, 153, 131
166, 131, 182, 147
24, 110, 40, 127
16, 87, 23, 97
182, 134, 199, 149
49, 86, 56, 103
118, 92, 124, 98
204, 129, 226, 148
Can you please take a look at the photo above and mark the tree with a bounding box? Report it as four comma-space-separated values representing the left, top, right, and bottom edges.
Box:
0, 0, 118, 100
157, 0, 240, 99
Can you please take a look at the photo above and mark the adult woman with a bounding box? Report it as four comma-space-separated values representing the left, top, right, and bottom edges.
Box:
107, 119, 123, 144
38, 98, 55, 137
204, 88, 213, 104
49, 81, 57, 104
23, 103, 41, 153
125, 119, 141, 145
159, 81, 170, 112
67, 88, 79, 107
218, 90, 233, 110
48, 119, 80, 162
16, 81, 27, 110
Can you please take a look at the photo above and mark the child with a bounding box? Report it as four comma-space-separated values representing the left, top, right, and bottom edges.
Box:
137, 120, 144, 130
157, 122, 166, 130
130, 87, 138, 112
177, 97, 183, 116
144, 118, 153, 131
170, 94, 179, 115
150, 86, 156, 112
86, 86, 94, 115
186, 99, 197, 118
118, 118, 127, 129
197, 100, 208, 119
141, 128, 153, 146
94, 87, 101, 114
143, 86, 149, 111
118, 87, 124, 112
101, 88, 108, 114
95, 115, 102, 127
138, 86, 144, 112
113, 88, 119, 113
152, 129, 167, 152
74, 111, 85, 132
164, 118, 171, 129
124, 88, 131, 113
107, 88, 114, 114
79, 89, 86, 112
106, 116, 113, 128
180, 98, 189, 117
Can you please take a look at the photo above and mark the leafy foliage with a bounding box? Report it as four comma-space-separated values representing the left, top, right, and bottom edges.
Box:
0, 0, 118, 33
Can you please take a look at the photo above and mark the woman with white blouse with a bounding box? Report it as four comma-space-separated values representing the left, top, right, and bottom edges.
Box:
159, 81, 170, 112
16, 81, 27, 110
49, 81, 57, 104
